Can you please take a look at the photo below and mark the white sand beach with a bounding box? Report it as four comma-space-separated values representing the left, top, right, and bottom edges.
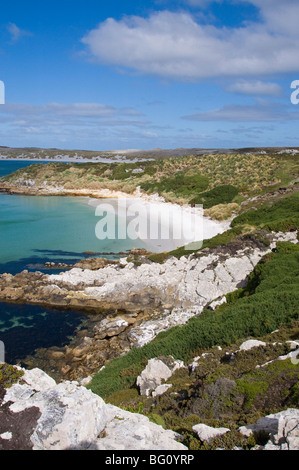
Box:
87, 188, 231, 253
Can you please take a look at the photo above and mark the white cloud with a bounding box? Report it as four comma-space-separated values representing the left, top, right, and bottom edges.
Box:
226, 80, 283, 97
0, 102, 143, 124
81, 3, 299, 81
0, 102, 150, 143
7, 23, 33, 44
182, 100, 299, 122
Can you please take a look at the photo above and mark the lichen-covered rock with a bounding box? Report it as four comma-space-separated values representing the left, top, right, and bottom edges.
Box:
2, 379, 108, 450
238, 340, 267, 351
0, 367, 187, 451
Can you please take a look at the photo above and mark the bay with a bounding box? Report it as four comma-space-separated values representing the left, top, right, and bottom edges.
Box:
0, 161, 144, 274
0, 160, 143, 365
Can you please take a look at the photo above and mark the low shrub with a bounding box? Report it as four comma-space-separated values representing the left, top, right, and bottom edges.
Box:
140, 172, 209, 198
0, 364, 24, 388
231, 192, 299, 231
190, 185, 239, 209
204, 202, 239, 221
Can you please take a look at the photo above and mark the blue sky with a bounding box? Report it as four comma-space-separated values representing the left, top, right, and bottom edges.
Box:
0, 0, 299, 151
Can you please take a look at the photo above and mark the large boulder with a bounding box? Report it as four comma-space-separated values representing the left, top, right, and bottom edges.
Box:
94, 405, 187, 450
0, 367, 187, 451
136, 357, 185, 397
1, 374, 108, 450
238, 339, 266, 351
192, 423, 230, 443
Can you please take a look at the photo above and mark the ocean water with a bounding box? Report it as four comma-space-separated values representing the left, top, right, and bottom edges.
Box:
0, 160, 225, 365
0, 160, 144, 365
0, 302, 85, 365
0, 162, 145, 274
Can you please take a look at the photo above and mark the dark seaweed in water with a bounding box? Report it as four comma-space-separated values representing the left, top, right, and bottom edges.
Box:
0, 302, 85, 365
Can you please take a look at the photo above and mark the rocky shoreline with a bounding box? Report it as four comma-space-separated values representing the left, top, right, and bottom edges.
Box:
0, 229, 297, 382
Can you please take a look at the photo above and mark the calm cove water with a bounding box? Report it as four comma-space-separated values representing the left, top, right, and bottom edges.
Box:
0, 160, 145, 365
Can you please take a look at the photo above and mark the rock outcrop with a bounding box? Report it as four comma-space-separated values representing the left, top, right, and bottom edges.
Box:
0, 368, 187, 451
1, 231, 296, 316
238, 409, 299, 450
2, 363, 297, 450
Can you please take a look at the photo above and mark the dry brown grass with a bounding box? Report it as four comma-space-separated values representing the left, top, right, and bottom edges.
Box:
205, 202, 240, 221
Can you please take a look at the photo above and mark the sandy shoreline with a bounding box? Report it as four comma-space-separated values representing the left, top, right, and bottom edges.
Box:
87, 187, 231, 252
0, 179, 231, 253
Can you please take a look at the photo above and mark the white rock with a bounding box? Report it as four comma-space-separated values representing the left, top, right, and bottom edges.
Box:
136, 359, 173, 397
136, 357, 185, 397
208, 296, 227, 310
45, 232, 296, 347
3, 380, 108, 450
192, 423, 230, 443
239, 409, 299, 450
21, 367, 57, 391
0, 432, 12, 440
94, 405, 187, 450
1, 368, 187, 451
152, 384, 173, 397
239, 340, 266, 351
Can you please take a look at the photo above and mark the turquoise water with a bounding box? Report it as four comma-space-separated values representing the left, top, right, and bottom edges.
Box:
0, 160, 143, 365
0, 161, 145, 274
0, 193, 144, 273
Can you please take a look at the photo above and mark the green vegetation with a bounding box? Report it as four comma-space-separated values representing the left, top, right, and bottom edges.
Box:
2, 149, 296, 205
140, 172, 209, 199
190, 184, 239, 208
231, 191, 299, 233
0, 363, 24, 388
162, 349, 299, 450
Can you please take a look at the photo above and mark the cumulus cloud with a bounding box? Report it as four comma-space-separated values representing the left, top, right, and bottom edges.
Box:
81, 2, 299, 81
